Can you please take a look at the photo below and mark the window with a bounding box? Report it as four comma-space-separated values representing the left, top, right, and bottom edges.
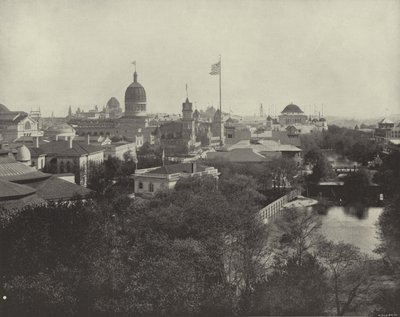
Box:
139, 182, 143, 189
66, 161, 71, 173
59, 161, 65, 173
24, 121, 31, 130
149, 183, 154, 192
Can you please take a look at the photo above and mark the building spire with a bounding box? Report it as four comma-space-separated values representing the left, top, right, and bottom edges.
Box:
132, 61, 137, 82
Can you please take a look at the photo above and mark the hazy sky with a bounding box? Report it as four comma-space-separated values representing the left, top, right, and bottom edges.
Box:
0, 0, 399, 118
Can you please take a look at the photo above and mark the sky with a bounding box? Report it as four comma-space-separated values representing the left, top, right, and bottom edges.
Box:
0, 0, 399, 118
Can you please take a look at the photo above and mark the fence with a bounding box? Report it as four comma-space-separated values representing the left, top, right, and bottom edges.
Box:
258, 188, 301, 222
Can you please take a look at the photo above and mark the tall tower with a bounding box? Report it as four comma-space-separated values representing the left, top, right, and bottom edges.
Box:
182, 97, 195, 142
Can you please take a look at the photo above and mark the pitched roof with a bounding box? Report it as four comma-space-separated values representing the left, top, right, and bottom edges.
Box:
147, 163, 207, 175
29, 147, 46, 157
0, 154, 50, 181
39, 140, 104, 157
226, 139, 301, 153
0, 111, 29, 123
207, 148, 267, 162
379, 118, 394, 124
27, 176, 93, 201
0, 179, 36, 200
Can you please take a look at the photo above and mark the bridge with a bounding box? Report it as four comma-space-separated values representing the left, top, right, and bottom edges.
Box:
258, 188, 301, 223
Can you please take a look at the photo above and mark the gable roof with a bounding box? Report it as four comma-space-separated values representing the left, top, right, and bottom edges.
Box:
0, 154, 50, 182
0, 179, 36, 200
39, 140, 104, 157
27, 176, 93, 201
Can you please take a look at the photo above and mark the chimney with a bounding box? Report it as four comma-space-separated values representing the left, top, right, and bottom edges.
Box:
68, 136, 73, 149
34, 136, 39, 148
86, 133, 90, 145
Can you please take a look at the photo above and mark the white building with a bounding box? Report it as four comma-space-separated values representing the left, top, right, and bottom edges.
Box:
132, 162, 219, 195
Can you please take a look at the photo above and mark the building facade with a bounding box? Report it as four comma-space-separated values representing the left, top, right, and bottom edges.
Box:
132, 162, 219, 195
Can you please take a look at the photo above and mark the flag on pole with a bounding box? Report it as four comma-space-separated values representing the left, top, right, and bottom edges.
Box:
209, 61, 220, 75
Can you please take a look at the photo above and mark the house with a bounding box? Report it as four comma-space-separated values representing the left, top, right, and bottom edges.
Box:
0, 104, 43, 142
206, 139, 302, 164
132, 162, 219, 195
36, 137, 104, 186
0, 150, 92, 211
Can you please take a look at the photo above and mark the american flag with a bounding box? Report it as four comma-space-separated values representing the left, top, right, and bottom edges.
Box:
209, 61, 220, 75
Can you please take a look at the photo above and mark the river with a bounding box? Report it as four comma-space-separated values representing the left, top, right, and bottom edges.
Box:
314, 206, 383, 256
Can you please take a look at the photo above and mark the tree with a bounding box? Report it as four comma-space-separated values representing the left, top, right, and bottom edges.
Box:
376, 194, 400, 268
373, 151, 400, 198
306, 152, 335, 184
274, 208, 322, 266
252, 254, 328, 316
317, 240, 372, 316
343, 168, 371, 203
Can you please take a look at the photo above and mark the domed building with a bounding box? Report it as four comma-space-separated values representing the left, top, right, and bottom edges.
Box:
106, 97, 122, 119
16, 145, 31, 165
124, 71, 147, 118
278, 103, 308, 125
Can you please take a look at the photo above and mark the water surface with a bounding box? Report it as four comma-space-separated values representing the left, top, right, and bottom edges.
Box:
316, 206, 383, 256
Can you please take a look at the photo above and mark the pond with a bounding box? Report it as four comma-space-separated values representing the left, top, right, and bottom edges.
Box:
314, 206, 383, 256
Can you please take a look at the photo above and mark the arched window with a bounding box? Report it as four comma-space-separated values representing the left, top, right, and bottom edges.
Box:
149, 183, 154, 192
59, 161, 65, 173
24, 121, 31, 130
138, 182, 143, 189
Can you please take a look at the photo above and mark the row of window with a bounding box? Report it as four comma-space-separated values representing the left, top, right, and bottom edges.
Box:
138, 181, 154, 192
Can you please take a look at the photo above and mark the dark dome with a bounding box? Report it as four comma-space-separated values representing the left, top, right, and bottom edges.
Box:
106, 97, 120, 108
319, 117, 326, 122
281, 103, 304, 114
266, 115, 272, 121
0, 104, 10, 112
125, 72, 146, 103
193, 109, 200, 119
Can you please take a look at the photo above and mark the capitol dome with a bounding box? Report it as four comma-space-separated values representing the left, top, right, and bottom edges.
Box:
281, 103, 304, 114
17, 145, 31, 163
125, 71, 147, 117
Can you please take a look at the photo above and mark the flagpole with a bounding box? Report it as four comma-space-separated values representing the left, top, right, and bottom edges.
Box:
219, 55, 222, 146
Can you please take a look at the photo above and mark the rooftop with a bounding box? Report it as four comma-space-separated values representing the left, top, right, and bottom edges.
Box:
146, 163, 207, 175
38, 140, 104, 157
225, 139, 301, 153
281, 103, 304, 114
27, 176, 93, 201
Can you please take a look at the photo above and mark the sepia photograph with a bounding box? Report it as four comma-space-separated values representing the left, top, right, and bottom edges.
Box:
0, 0, 399, 316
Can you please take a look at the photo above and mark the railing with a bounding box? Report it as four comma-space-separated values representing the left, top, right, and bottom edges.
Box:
258, 188, 301, 222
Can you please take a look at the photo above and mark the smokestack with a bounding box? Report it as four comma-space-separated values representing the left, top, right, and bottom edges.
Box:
68, 136, 73, 149
86, 133, 90, 145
